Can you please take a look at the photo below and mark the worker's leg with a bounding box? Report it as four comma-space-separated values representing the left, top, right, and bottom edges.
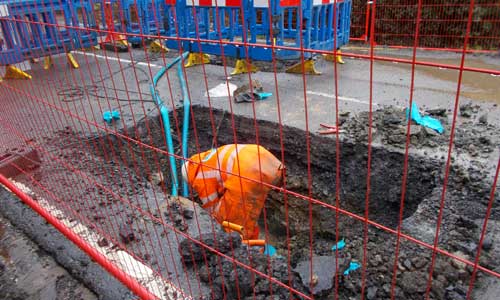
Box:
217, 176, 268, 239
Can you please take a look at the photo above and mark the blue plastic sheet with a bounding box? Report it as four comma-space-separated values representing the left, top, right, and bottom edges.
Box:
256, 92, 273, 100
406, 102, 444, 134
343, 261, 361, 276
263, 244, 277, 257
331, 239, 346, 251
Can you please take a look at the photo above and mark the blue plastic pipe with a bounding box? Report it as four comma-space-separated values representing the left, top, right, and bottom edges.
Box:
177, 60, 190, 197
150, 52, 189, 197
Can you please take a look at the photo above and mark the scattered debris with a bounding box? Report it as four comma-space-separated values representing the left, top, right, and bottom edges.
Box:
478, 113, 488, 125
450, 251, 469, 270
366, 286, 378, 300
182, 209, 194, 219
294, 255, 347, 296
318, 123, 344, 135
97, 238, 109, 247
147, 171, 164, 186
119, 224, 135, 244
426, 108, 447, 117
233, 80, 272, 102
459, 103, 479, 118
179, 231, 242, 264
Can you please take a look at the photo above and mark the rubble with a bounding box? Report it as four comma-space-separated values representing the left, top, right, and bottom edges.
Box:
293, 255, 347, 296
13, 103, 497, 300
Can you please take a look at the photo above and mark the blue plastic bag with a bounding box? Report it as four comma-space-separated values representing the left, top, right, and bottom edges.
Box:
263, 244, 277, 257
343, 261, 361, 276
256, 92, 272, 100
103, 110, 121, 124
406, 102, 444, 134
331, 239, 346, 251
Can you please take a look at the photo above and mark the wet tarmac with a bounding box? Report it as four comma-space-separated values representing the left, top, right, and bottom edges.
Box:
0, 213, 97, 300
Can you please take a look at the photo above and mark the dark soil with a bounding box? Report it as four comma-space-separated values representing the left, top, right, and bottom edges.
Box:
99, 103, 498, 299
4, 103, 498, 299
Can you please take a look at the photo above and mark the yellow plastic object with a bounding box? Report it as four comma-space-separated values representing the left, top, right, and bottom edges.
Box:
115, 35, 129, 47
184, 52, 210, 68
285, 59, 321, 75
336, 49, 345, 64
43, 55, 53, 70
104, 36, 129, 48
4, 65, 32, 79
230, 59, 259, 75
150, 40, 169, 53
242, 239, 266, 247
67, 53, 79, 69
222, 221, 244, 234
324, 49, 345, 64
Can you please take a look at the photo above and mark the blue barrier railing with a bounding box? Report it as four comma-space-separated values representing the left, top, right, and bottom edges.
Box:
91, 0, 166, 45
0, 0, 350, 74
0, 0, 97, 66
164, 0, 352, 61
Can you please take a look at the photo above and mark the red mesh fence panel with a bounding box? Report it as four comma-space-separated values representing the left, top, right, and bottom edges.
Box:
351, 0, 500, 51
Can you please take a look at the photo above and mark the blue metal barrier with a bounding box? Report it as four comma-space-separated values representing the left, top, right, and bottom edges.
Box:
166, 0, 247, 58
91, 0, 166, 45
128, 0, 167, 45
70, 1, 99, 48
249, 0, 352, 60
0, 0, 97, 66
164, 0, 351, 61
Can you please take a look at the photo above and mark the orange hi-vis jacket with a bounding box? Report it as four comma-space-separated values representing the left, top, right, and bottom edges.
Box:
184, 144, 283, 240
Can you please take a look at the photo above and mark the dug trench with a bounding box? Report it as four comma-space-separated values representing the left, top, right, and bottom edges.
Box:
32, 106, 500, 299
88, 105, 499, 299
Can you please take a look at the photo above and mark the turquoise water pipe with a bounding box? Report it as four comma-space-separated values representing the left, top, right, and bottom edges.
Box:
177, 61, 190, 197
150, 52, 189, 197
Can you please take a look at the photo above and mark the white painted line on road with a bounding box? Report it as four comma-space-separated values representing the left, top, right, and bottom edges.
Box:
10, 180, 190, 300
205, 82, 238, 98
306, 91, 379, 106
73, 51, 164, 69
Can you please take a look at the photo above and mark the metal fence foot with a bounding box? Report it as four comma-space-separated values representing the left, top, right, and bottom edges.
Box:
286, 60, 321, 75
231, 59, 259, 75
184, 53, 210, 68
67, 53, 79, 69
324, 50, 345, 64
4, 65, 32, 80
43, 56, 53, 70
150, 40, 169, 53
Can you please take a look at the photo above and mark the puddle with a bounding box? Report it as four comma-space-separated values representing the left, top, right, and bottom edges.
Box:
379, 56, 500, 104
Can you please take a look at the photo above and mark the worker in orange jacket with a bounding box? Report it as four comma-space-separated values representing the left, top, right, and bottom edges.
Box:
181, 144, 283, 240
